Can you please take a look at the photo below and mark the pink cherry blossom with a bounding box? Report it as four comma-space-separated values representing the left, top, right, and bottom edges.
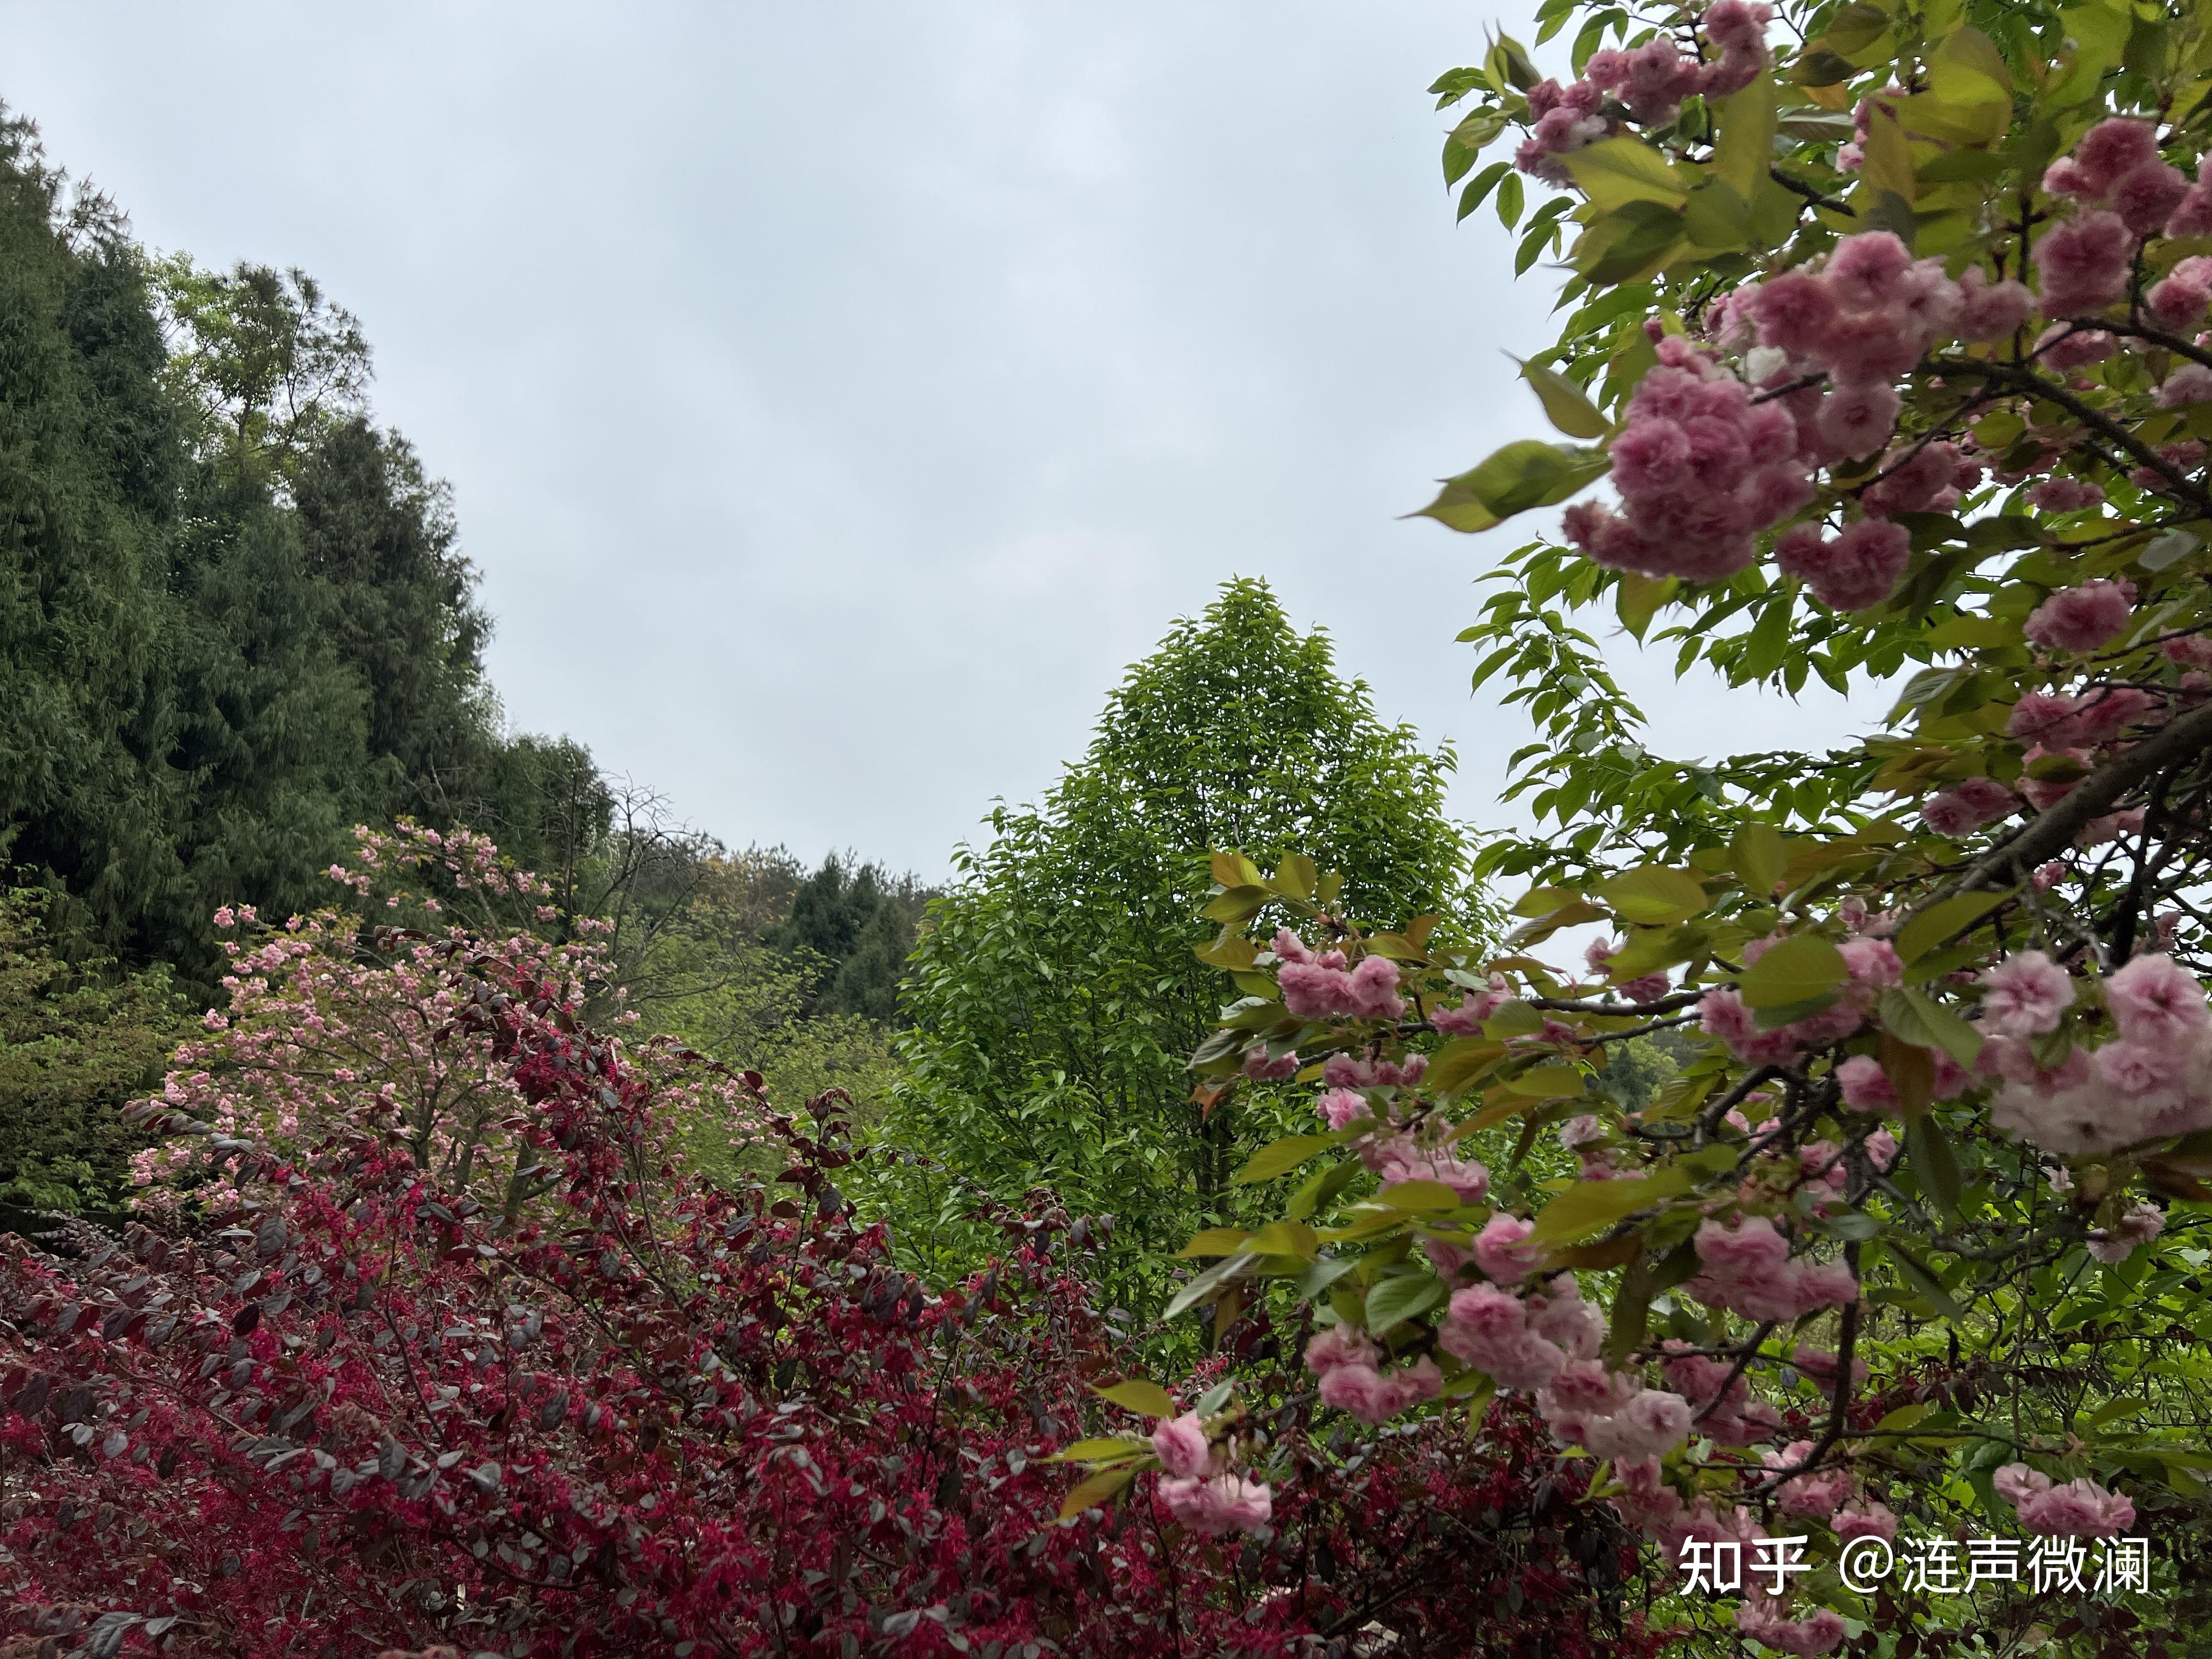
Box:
2070, 119, 2162, 194
1472, 1211, 1545, 1282
1833, 1500, 1898, 1542
1835, 1054, 1897, 1112
1159, 1471, 1274, 1536
2025, 578, 2137, 652
2034, 210, 2134, 315
1304, 1323, 1378, 1376
2148, 255, 2212, 328
1152, 1412, 1211, 1480
1922, 775, 2018, 837
2105, 952, 2210, 1045
2159, 362, 2212, 407
1980, 951, 2074, 1036
2023, 476, 2104, 512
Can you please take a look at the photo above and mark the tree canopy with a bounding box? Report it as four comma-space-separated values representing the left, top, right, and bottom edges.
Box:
0, 110, 567, 999
883, 577, 1480, 1297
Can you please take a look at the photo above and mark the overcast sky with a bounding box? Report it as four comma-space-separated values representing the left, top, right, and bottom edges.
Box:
2, 2, 1865, 880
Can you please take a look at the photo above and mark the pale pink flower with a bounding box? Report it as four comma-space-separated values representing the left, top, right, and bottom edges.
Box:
1159, 1471, 1273, 1536
1832, 1500, 1898, 1542
2070, 119, 2162, 194
1835, 1054, 1895, 1111
2024, 475, 2105, 512
2105, 953, 2210, 1045
2034, 210, 2134, 315
1315, 1087, 1370, 1130
1303, 1324, 1378, 1376
2087, 1199, 2166, 1265
1151, 1412, 1210, 1479
1954, 268, 2035, 341
1816, 381, 1901, 458
1736, 1605, 1847, 1656
2158, 363, 2212, 407
1345, 953, 1406, 1020
1980, 951, 2074, 1036
1825, 230, 1911, 309
2147, 256, 2212, 329
1472, 1211, 1545, 1283
2025, 579, 2136, 651
2112, 160, 2191, 235
1923, 775, 2019, 837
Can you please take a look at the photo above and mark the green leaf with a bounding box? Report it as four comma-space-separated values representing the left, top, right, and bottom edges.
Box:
1512, 883, 1584, 917
1519, 358, 1612, 439
1091, 1379, 1178, 1418
1530, 1166, 1692, 1244
1497, 171, 1527, 230
1412, 441, 1610, 533
1375, 1179, 1463, 1212
1927, 26, 2012, 117
1869, 1403, 1932, 1437
1878, 986, 1984, 1066
1739, 933, 1848, 1011
1045, 1436, 1152, 1464
1887, 1243, 1965, 1322
1598, 866, 1709, 926
1178, 1228, 1258, 1258
1296, 1256, 1359, 1300
1235, 1133, 1344, 1186
1600, 923, 1706, 980
1894, 890, 2008, 966
1286, 1157, 1362, 1222
1458, 161, 1515, 222
1905, 1114, 1963, 1223
1601, 1251, 1660, 1364
1060, 1464, 1139, 1518
1365, 1271, 1447, 1335
1712, 75, 1778, 202
1203, 885, 1274, 926
1825, 1, 1889, 54
1615, 573, 1676, 639
1194, 930, 1259, 971
1562, 137, 1691, 209
1682, 177, 1750, 251
1424, 1037, 1506, 1098
1572, 198, 1685, 285
1243, 1220, 1321, 1259
1730, 821, 1788, 897
1210, 850, 1265, 889
1164, 1254, 1250, 1321
1505, 1064, 1586, 1098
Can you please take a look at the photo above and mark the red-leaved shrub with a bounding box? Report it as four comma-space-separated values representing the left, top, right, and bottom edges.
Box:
1, 868, 1646, 1657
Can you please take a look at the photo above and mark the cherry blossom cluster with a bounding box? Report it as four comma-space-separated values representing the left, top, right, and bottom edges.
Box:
1272, 927, 1406, 1019
1147, 1412, 1274, 1535
1684, 1215, 1859, 1324
1984, 950, 2212, 1159
1996, 1464, 2139, 1537
1514, 3, 1773, 184
1698, 932, 1902, 1065
1303, 1322, 1445, 1425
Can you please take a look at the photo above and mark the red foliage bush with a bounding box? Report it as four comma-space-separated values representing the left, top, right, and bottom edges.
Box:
1, 929, 1645, 1657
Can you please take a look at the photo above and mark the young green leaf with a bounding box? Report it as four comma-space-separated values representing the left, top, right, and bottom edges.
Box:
1738, 933, 1848, 1010
1091, 1379, 1177, 1418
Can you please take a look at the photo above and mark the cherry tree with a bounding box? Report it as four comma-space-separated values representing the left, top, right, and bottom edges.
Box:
1057, 3, 2212, 1652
